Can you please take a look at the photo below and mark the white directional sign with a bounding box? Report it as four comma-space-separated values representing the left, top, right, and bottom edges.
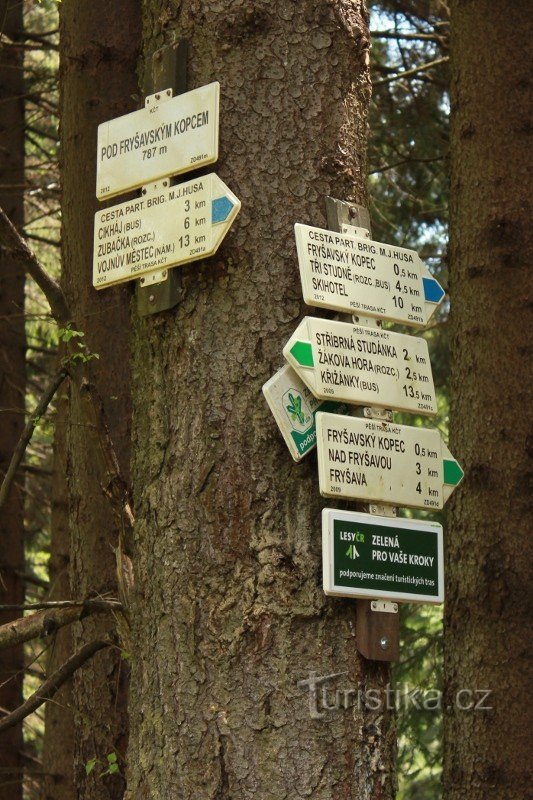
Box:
96, 83, 220, 200
283, 316, 437, 416
93, 173, 240, 289
316, 412, 464, 510
295, 223, 445, 327
322, 509, 444, 604
262, 364, 348, 462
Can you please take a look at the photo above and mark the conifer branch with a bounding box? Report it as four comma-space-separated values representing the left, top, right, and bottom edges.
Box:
0, 640, 110, 733
0, 601, 122, 651
373, 56, 449, 87
0, 205, 70, 325
0, 370, 67, 512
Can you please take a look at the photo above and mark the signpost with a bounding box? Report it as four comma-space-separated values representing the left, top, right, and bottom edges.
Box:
261, 196, 463, 658
96, 82, 220, 200
93, 173, 240, 289
283, 316, 437, 416
322, 509, 443, 604
294, 222, 445, 327
316, 411, 464, 509
262, 364, 347, 462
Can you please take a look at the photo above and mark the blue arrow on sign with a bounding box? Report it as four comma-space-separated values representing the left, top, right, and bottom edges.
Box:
422, 277, 445, 304
212, 196, 234, 224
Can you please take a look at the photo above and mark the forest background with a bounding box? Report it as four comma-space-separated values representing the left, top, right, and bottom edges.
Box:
0, 1, 529, 799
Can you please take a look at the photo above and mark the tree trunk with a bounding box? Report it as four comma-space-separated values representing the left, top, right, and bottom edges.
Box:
0, 2, 26, 796
444, 3, 532, 799
42, 390, 75, 800
48, 1, 140, 797
127, 2, 396, 798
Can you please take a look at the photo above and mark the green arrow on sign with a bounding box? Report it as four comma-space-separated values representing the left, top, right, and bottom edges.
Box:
346, 544, 360, 559
443, 459, 464, 486
290, 340, 314, 368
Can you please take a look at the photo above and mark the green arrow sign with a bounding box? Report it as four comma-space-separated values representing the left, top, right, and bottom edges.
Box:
290, 340, 314, 367
443, 458, 464, 486
316, 412, 464, 510
284, 316, 437, 417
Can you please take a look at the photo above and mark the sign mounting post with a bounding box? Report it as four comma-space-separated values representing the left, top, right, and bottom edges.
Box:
322, 197, 401, 662
137, 41, 188, 316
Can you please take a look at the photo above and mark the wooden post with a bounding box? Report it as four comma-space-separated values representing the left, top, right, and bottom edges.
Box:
136, 41, 188, 317
324, 196, 400, 663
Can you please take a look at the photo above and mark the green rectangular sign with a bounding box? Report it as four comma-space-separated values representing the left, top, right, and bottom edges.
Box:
322, 509, 443, 604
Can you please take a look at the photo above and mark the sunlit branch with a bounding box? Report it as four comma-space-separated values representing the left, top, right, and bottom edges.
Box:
371, 30, 445, 43
373, 57, 449, 87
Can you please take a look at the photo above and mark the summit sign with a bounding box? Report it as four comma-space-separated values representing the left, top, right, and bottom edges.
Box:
96, 83, 220, 200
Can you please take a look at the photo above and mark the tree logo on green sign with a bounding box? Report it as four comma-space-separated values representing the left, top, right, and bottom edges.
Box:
286, 392, 305, 425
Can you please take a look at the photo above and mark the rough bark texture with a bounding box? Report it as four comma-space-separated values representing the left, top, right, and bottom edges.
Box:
52, 1, 141, 797
127, 2, 396, 799
444, 3, 532, 799
0, 2, 26, 796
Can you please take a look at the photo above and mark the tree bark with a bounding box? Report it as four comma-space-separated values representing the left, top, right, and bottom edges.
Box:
127, 2, 396, 798
42, 389, 75, 800
0, 1, 26, 795
46, 1, 141, 797
444, 3, 532, 799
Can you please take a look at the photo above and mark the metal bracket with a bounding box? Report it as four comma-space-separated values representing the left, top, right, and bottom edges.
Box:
145, 88, 173, 108
325, 196, 371, 234
364, 407, 393, 422
341, 223, 370, 239
352, 314, 381, 328
371, 600, 398, 614
136, 40, 189, 317
143, 39, 188, 100
369, 503, 397, 517
136, 269, 183, 316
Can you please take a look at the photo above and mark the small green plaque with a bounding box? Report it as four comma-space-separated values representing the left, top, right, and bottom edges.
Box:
322, 509, 443, 604
262, 364, 347, 462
